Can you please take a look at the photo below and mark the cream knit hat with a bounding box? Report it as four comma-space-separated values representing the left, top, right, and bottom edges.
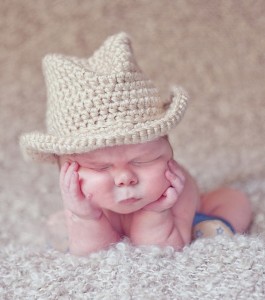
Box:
20, 32, 188, 163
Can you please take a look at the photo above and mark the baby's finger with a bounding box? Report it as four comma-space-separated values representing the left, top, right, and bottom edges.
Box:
64, 162, 79, 189
168, 160, 185, 183
165, 170, 184, 194
59, 162, 70, 188
164, 188, 178, 208
69, 171, 85, 201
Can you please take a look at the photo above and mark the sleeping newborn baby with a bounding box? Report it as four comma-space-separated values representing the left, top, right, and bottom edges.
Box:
20, 33, 252, 256
57, 137, 251, 255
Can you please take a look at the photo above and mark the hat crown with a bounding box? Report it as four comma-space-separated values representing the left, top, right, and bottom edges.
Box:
42, 33, 163, 137
88, 32, 140, 74
20, 32, 188, 163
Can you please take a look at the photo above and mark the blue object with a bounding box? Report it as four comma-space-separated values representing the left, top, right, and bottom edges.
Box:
192, 212, 235, 233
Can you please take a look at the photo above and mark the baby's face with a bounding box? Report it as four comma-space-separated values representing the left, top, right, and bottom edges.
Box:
60, 137, 173, 214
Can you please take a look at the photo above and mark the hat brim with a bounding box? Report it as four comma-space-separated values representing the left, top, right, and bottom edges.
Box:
20, 87, 188, 163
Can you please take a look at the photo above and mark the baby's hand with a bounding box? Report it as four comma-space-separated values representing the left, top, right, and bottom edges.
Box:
143, 159, 185, 212
60, 162, 102, 220
166, 159, 186, 195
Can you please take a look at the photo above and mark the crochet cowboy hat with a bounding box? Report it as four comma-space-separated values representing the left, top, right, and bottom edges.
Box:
20, 32, 188, 163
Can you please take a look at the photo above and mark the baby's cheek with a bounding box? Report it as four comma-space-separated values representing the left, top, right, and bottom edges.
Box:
79, 171, 113, 200
144, 166, 171, 196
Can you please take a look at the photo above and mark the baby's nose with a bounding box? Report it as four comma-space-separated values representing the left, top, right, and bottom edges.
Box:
114, 170, 138, 186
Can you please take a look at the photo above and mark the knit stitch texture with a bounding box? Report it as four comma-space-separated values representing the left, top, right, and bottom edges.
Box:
20, 33, 187, 163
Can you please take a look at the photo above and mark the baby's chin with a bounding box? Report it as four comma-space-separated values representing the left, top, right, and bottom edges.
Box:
106, 199, 150, 214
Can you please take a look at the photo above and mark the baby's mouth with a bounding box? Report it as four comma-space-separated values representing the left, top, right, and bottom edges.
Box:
118, 197, 141, 205
115, 188, 142, 204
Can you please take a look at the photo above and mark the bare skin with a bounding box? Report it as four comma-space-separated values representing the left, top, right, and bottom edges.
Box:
54, 138, 252, 256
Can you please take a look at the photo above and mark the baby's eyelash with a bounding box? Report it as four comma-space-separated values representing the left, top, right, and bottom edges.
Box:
133, 161, 150, 165
132, 156, 161, 165
91, 166, 111, 171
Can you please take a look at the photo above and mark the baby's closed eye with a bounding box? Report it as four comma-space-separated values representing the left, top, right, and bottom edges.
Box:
131, 156, 161, 166
90, 165, 111, 171
80, 163, 111, 172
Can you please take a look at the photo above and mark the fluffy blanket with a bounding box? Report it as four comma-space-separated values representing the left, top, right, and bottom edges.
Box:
1, 1, 265, 298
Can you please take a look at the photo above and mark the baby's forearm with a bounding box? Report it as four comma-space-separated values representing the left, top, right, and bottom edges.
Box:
130, 210, 185, 250
65, 210, 120, 256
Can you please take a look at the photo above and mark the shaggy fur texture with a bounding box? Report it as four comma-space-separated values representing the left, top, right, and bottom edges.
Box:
1, 1, 265, 298
1, 236, 265, 299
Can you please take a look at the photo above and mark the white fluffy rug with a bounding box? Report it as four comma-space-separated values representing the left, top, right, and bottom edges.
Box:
1, 1, 265, 298
1, 236, 265, 299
